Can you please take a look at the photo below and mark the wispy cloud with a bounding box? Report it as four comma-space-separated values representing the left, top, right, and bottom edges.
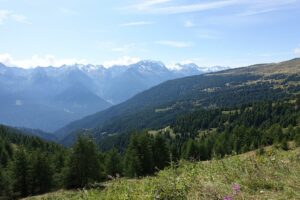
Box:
129, 0, 241, 14
103, 56, 140, 67
155, 0, 240, 14
0, 53, 88, 68
238, 0, 298, 17
0, 10, 29, 25
120, 21, 155, 27
238, 7, 281, 17
156, 40, 193, 48
131, 0, 172, 10
128, 0, 299, 15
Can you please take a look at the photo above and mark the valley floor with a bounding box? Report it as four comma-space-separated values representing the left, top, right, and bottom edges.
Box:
25, 146, 300, 200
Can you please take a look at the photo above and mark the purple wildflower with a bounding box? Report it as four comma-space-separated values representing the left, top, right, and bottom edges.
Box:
223, 195, 233, 200
232, 183, 241, 194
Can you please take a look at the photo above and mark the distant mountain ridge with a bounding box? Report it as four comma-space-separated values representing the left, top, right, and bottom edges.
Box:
0, 60, 211, 132
56, 58, 300, 146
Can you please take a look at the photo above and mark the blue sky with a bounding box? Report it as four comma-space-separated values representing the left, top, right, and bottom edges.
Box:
0, 0, 300, 68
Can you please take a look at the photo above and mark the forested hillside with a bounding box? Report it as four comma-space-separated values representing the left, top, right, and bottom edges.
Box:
1, 59, 300, 199
1, 96, 300, 199
57, 58, 300, 146
0, 126, 66, 199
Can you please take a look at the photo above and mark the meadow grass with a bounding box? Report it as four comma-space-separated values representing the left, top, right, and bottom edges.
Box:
25, 147, 300, 200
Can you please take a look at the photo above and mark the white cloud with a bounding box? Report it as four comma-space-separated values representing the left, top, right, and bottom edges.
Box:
166, 60, 194, 70
184, 20, 195, 28
0, 53, 88, 68
0, 10, 29, 25
120, 21, 155, 27
157, 0, 240, 14
238, 7, 281, 17
128, 0, 298, 15
131, 0, 172, 10
156, 40, 192, 48
130, 0, 241, 14
103, 56, 140, 67
295, 46, 300, 57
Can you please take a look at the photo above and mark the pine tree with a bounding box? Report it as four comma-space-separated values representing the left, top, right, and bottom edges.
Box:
30, 151, 54, 194
11, 148, 31, 197
124, 147, 141, 177
124, 133, 155, 177
152, 135, 170, 170
182, 139, 199, 160
104, 148, 123, 177
65, 135, 102, 188
138, 134, 154, 175
0, 165, 12, 198
52, 150, 67, 188
0, 145, 9, 167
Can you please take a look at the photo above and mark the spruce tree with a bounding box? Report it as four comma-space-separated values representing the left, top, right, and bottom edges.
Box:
104, 148, 123, 177
11, 148, 31, 197
30, 151, 54, 194
152, 135, 170, 170
0, 165, 11, 198
182, 139, 199, 160
138, 134, 154, 175
0, 145, 9, 167
124, 147, 141, 177
65, 135, 102, 188
123, 133, 155, 177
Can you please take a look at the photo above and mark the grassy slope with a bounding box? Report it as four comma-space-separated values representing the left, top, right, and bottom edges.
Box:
57, 58, 300, 146
25, 146, 300, 200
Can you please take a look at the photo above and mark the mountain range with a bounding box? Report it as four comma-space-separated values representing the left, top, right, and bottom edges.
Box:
0, 60, 218, 132
55, 58, 300, 146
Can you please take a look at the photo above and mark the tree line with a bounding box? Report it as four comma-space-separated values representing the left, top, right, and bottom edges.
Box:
1, 96, 300, 199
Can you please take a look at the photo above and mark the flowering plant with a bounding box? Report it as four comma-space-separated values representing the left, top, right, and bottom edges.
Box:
223, 183, 241, 200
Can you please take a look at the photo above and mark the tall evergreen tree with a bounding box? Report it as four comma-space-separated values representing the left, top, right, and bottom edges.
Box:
182, 139, 199, 160
11, 148, 31, 197
123, 133, 155, 177
152, 135, 170, 170
0, 165, 11, 198
0, 145, 9, 167
138, 134, 154, 175
124, 147, 141, 177
104, 148, 123, 177
65, 135, 102, 188
30, 151, 54, 194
